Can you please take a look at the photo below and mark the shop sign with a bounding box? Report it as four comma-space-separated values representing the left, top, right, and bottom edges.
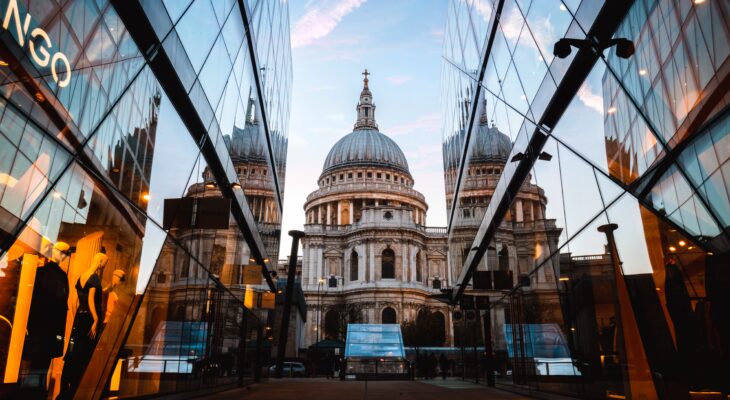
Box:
260, 292, 275, 310
243, 264, 261, 285
2, 0, 72, 87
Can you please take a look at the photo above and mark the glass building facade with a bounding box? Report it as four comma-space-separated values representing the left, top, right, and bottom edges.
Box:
442, 0, 730, 398
0, 0, 291, 399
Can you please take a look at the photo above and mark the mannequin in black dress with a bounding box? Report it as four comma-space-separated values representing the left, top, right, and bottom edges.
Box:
25, 242, 71, 391
58, 252, 108, 399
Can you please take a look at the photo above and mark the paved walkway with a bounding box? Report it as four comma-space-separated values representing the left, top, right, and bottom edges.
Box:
200, 378, 531, 400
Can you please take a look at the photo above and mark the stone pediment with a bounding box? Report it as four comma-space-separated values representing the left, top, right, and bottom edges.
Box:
323, 247, 342, 256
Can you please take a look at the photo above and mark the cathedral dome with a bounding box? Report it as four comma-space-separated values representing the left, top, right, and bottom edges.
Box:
443, 109, 512, 169
471, 122, 512, 163
322, 128, 410, 175
321, 69, 411, 177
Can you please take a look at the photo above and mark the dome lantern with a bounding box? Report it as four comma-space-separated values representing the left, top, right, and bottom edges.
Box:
354, 69, 377, 130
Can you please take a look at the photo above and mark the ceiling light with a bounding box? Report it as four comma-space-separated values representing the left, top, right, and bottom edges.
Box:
607, 107, 617, 114
638, 69, 647, 76
694, 0, 705, 4
205, 181, 216, 189
678, 240, 686, 247
668, 246, 676, 252
142, 193, 151, 201
52, 191, 62, 199
0, 60, 8, 67
231, 182, 241, 189
559, 277, 570, 281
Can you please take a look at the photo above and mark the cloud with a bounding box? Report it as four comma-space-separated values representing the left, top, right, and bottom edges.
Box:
384, 113, 441, 137
405, 143, 442, 161
291, 0, 367, 48
431, 28, 445, 37
386, 75, 412, 85
469, 0, 492, 23
500, 6, 555, 59
577, 83, 603, 115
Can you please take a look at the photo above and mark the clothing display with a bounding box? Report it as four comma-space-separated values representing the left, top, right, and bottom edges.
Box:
59, 273, 102, 399
25, 260, 69, 369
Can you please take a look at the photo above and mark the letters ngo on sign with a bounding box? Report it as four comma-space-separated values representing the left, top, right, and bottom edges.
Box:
2, 0, 71, 87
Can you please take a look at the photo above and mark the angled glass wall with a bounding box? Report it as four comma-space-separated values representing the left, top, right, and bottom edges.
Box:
0, 0, 291, 399
442, 0, 730, 398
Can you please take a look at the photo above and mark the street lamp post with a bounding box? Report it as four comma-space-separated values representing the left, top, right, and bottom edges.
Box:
316, 278, 325, 375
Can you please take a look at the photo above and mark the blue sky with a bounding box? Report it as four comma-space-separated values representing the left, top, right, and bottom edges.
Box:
279, 0, 449, 257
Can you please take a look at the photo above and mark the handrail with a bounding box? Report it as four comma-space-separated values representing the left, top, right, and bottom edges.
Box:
305, 181, 427, 203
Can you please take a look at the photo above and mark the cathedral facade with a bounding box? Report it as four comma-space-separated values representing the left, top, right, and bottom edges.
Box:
300, 73, 562, 351
300, 73, 452, 347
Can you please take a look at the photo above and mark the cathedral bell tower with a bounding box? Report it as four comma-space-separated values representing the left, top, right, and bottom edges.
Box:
354, 69, 378, 129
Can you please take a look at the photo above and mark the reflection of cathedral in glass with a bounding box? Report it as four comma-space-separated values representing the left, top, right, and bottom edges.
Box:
223, 97, 285, 260
443, 99, 562, 348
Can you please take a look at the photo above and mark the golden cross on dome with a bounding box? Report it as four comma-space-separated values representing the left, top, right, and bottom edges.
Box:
362, 69, 370, 86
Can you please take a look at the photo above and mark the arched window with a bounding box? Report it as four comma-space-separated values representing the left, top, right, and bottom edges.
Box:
432, 311, 446, 346
324, 310, 340, 340
382, 248, 395, 279
416, 251, 423, 282
382, 307, 396, 324
350, 250, 358, 281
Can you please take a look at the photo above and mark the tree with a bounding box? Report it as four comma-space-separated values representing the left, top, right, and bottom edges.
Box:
402, 309, 446, 347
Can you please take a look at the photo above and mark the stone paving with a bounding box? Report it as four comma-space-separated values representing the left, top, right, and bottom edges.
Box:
199, 378, 532, 400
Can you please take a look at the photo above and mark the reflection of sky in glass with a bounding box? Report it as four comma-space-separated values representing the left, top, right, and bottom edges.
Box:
440, 0, 701, 276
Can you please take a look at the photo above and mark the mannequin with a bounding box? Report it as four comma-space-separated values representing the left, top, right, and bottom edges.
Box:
25, 242, 71, 376
102, 269, 126, 327
59, 252, 108, 399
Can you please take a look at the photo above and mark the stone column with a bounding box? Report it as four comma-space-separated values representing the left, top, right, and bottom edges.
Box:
358, 243, 366, 281
369, 241, 375, 282
316, 246, 323, 282
516, 199, 524, 222
327, 203, 332, 225
349, 200, 354, 224
337, 201, 342, 225
410, 245, 417, 283
317, 205, 322, 224
401, 242, 408, 281
302, 244, 309, 285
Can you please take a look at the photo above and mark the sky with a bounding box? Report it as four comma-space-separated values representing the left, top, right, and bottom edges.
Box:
278, 0, 450, 259
276, 0, 658, 276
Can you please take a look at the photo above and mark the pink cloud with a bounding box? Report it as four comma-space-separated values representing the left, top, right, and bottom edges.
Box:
385, 113, 441, 137
577, 83, 604, 115
291, 0, 367, 48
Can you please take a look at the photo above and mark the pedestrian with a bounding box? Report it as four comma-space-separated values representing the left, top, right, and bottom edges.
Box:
329, 356, 337, 379
429, 353, 438, 379
439, 354, 448, 380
